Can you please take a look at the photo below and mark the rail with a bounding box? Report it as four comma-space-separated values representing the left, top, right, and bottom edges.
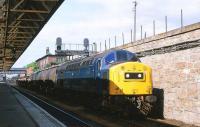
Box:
13, 87, 92, 127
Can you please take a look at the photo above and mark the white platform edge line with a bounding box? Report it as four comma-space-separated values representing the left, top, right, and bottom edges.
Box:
12, 88, 67, 127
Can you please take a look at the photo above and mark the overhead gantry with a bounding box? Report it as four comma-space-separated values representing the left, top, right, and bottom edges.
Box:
0, 0, 64, 70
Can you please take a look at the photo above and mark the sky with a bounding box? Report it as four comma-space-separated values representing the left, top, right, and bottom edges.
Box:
12, 0, 200, 68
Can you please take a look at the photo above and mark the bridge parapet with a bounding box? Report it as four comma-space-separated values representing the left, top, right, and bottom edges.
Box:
0, 68, 26, 74
117, 22, 200, 55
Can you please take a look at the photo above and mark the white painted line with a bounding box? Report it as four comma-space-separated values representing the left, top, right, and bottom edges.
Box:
13, 88, 67, 127
25, 90, 91, 126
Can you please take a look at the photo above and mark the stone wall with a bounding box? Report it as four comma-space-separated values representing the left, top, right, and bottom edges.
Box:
141, 48, 200, 125
117, 22, 200, 126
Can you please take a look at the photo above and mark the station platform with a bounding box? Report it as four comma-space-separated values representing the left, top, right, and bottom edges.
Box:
0, 82, 65, 127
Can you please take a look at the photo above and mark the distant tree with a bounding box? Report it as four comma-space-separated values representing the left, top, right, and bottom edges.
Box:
26, 62, 39, 72
45, 62, 58, 68
45, 63, 51, 68
50, 62, 58, 66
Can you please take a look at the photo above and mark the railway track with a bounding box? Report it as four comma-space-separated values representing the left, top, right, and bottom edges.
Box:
128, 119, 179, 127
13, 86, 192, 127
13, 86, 93, 127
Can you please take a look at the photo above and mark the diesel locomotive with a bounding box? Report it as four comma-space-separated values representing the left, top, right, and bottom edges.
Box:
18, 49, 156, 115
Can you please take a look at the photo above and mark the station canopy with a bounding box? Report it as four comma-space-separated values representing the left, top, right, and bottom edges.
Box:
0, 0, 64, 71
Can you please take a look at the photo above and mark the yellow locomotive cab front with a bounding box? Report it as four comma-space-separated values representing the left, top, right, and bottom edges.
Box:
109, 62, 152, 96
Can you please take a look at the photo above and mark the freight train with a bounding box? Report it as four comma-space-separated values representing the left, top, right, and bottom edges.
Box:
18, 49, 156, 115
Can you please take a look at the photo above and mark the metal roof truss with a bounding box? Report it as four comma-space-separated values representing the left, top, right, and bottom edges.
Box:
0, 0, 63, 70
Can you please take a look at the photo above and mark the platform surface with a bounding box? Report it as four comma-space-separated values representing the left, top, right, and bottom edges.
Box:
0, 83, 37, 127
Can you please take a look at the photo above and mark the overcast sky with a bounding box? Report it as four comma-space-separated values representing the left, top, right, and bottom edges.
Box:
12, 0, 200, 68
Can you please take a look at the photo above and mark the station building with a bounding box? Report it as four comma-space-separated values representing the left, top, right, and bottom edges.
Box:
36, 53, 67, 70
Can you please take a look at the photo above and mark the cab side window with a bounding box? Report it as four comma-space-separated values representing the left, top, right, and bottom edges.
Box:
116, 51, 127, 61
105, 53, 115, 65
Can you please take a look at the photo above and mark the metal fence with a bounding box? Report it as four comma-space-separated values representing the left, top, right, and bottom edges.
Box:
94, 8, 185, 52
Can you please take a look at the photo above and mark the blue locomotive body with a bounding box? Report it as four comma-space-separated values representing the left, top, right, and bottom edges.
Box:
56, 49, 141, 95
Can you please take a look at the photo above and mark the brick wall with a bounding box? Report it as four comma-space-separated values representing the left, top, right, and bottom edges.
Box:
117, 22, 200, 126
37, 56, 56, 70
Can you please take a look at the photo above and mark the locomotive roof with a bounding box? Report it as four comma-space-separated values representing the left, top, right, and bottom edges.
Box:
33, 49, 135, 73
61, 49, 126, 64
33, 64, 59, 74
58, 49, 133, 67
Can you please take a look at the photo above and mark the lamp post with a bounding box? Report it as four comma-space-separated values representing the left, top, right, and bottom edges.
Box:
133, 1, 137, 42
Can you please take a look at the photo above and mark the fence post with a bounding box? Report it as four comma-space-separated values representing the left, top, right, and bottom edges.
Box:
115, 36, 117, 47
181, 9, 183, 30
131, 29, 133, 43
100, 42, 101, 52
141, 25, 143, 40
144, 32, 147, 38
105, 40, 107, 50
165, 16, 168, 32
122, 32, 125, 45
153, 20, 155, 35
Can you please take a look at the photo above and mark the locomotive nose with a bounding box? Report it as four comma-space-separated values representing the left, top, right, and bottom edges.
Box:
109, 62, 153, 95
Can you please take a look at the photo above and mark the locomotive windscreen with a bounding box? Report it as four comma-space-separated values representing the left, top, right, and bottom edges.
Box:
105, 50, 140, 65
117, 51, 139, 62
116, 51, 127, 61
